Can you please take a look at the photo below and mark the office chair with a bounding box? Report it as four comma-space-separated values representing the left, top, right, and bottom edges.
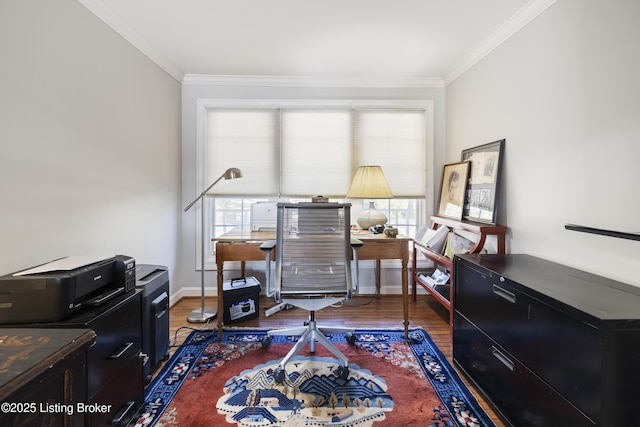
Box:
260, 202, 362, 383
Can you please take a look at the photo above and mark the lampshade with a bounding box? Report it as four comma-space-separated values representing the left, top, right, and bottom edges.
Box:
346, 166, 393, 199
223, 167, 243, 180
347, 166, 393, 230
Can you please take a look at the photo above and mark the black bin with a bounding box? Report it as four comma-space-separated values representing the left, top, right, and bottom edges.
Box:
222, 276, 260, 324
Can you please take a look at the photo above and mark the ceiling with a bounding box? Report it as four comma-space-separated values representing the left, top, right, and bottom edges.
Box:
79, 0, 555, 86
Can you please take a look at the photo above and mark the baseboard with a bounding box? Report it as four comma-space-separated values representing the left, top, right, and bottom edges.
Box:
171, 283, 430, 308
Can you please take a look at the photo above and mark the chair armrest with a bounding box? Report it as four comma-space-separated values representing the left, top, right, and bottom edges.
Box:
350, 238, 362, 294
261, 240, 276, 297
260, 240, 276, 251
350, 238, 363, 248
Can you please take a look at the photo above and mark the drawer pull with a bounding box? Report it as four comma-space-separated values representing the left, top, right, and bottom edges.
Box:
109, 342, 134, 359
493, 284, 516, 303
492, 346, 514, 371
111, 400, 135, 424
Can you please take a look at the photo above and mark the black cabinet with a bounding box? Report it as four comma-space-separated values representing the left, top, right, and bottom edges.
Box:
135, 264, 170, 382
453, 254, 640, 427
58, 290, 144, 426
15, 290, 144, 426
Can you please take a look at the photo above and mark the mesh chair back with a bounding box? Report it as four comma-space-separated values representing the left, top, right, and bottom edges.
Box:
275, 203, 353, 298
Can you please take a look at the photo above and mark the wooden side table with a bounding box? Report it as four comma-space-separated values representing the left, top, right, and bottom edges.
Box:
352, 232, 412, 338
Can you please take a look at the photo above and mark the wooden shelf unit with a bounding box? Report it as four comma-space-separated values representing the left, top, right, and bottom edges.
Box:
412, 216, 507, 332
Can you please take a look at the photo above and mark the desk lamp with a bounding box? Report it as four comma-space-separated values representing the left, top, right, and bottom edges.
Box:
184, 167, 243, 323
346, 165, 393, 229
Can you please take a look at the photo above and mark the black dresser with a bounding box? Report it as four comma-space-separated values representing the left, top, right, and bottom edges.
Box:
14, 290, 144, 426
453, 254, 640, 427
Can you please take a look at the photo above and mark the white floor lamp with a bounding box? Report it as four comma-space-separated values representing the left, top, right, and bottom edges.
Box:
184, 167, 243, 323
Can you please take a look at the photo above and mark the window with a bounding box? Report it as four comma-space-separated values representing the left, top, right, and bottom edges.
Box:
206, 109, 279, 195
280, 110, 352, 196
353, 109, 426, 196
211, 196, 318, 237
212, 197, 267, 237
372, 199, 421, 238
197, 100, 432, 264
209, 197, 419, 249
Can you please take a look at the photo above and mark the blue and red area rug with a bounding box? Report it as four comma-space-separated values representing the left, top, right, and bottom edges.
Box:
135, 328, 495, 427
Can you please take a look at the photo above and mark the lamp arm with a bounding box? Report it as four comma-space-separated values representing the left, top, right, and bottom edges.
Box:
183, 174, 225, 212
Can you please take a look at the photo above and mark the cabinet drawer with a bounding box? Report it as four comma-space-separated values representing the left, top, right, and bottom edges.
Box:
453, 313, 594, 427
87, 292, 142, 396
455, 260, 600, 419
90, 354, 144, 426
217, 242, 266, 261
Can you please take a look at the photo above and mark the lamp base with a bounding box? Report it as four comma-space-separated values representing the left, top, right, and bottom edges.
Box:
356, 201, 388, 230
187, 307, 217, 323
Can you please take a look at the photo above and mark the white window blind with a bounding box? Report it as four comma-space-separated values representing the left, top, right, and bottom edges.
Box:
205, 106, 426, 197
353, 109, 426, 197
281, 110, 352, 197
206, 109, 279, 195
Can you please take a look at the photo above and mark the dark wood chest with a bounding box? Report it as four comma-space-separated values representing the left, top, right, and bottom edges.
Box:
0, 328, 95, 427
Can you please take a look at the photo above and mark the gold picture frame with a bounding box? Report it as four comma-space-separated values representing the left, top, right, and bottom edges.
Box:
437, 161, 470, 220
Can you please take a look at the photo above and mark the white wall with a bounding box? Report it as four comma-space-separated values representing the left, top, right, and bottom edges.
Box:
180, 82, 446, 295
446, 0, 640, 286
0, 1, 182, 294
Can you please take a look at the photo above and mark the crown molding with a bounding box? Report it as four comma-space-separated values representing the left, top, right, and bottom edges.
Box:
77, 1, 436, 88
444, 0, 557, 86
80, 0, 554, 89
182, 74, 444, 88
78, 0, 184, 82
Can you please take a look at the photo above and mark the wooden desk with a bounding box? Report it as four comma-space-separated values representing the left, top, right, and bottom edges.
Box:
351, 232, 412, 342
214, 229, 412, 339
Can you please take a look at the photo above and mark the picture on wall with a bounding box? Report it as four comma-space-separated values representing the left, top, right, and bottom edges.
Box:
461, 139, 505, 224
437, 161, 470, 221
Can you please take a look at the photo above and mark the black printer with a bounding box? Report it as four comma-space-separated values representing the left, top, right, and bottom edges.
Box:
0, 254, 135, 324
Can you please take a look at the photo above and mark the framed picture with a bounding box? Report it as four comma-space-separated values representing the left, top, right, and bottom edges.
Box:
437, 161, 470, 220
461, 139, 505, 224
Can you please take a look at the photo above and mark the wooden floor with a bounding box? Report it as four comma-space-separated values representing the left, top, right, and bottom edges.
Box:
167, 294, 506, 426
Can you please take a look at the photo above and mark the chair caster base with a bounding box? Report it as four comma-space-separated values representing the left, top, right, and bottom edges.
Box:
273, 367, 286, 383
262, 336, 272, 348
346, 333, 356, 345
334, 365, 349, 380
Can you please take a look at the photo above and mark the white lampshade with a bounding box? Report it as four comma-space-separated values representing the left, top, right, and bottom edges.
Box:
346, 166, 393, 198
347, 166, 393, 229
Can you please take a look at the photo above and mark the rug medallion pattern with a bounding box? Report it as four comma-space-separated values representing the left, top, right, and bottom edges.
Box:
217, 356, 392, 426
